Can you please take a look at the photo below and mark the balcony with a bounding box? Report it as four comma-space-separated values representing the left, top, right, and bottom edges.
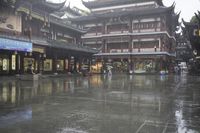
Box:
84, 33, 97, 36
132, 48, 160, 53
108, 31, 122, 34
110, 49, 129, 53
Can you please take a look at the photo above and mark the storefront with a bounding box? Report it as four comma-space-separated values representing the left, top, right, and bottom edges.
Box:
0, 37, 32, 75
0, 54, 10, 74
93, 53, 173, 74
91, 61, 102, 73
134, 59, 156, 73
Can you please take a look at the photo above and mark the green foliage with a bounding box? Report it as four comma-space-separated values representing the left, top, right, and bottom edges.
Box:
0, 0, 16, 8
190, 16, 199, 23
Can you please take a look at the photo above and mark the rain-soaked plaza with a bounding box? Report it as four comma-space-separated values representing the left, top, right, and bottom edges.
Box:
0, 74, 200, 133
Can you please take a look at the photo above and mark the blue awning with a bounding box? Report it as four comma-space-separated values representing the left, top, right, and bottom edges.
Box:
0, 38, 32, 52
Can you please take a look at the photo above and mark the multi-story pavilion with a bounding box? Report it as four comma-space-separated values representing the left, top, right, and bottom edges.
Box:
0, 0, 97, 75
72, 0, 179, 74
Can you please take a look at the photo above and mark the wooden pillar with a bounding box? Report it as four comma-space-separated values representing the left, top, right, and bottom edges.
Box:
9, 52, 12, 75
74, 57, 77, 73
69, 56, 72, 73
16, 54, 20, 74
130, 55, 133, 71
129, 18, 133, 33
53, 54, 57, 74
160, 57, 164, 71
21, 54, 25, 74
128, 55, 133, 73
138, 19, 141, 33
102, 39, 107, 53
95, 24, 98, 36
102, 21, 106, 34
38, 53, 45, 74
138, 44, 141, 52
88, 57, 92, 72
76, 56, 82, 73
64, 58, 68, 73
132, 58, 135, 72
68, 56, 71, 72
129, 36, 133, 52
78, 57, 82, 72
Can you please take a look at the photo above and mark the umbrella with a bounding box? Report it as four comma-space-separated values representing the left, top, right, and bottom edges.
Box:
107, 65, 113, 70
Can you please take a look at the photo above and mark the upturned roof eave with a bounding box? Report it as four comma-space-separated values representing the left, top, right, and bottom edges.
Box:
36, 0, 67, 12
82, 0, 164, 9
72, 6, 174, 22
16, 5, 87, 34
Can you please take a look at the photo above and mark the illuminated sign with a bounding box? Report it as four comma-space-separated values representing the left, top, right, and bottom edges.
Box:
12, 55, 16, 70
0, 38, 32, 52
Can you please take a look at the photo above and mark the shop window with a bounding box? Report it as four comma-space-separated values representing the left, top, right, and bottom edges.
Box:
24, 58, 35, 73
44, 59, 52, 71
57, 60, 64, 71
135, 60, 155, 72
2, 58, 9, 71
0, 56, 9, 73
134, 40, 159, 48
91, 62, 102, 73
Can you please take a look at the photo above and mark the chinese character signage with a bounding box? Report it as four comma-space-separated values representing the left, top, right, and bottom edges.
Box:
0, 38, 32, 52
12, 55, 16, 70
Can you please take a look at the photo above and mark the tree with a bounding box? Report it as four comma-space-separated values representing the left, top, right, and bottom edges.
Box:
0, 0, 16, 8
190, 12, 200, 24
190, 16, 198, 23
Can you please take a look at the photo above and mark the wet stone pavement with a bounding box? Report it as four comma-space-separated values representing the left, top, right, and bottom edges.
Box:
0, 74, 200, 133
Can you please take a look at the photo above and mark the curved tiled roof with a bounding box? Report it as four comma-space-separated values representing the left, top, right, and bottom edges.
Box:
16, 0, 67, 13
33, 0, 66, 13
82, 0, 163, 9
16, 1, 87, 34
72, 5, 174, 22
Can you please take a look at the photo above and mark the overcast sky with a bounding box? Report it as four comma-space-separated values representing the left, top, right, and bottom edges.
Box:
51, 0, 200, 22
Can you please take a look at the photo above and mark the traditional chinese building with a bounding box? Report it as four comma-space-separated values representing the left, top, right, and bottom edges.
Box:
72, 0, 179, 74
0, 0, 97, 75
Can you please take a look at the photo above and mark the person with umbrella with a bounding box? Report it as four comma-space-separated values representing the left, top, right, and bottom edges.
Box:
107, 65, 113, 76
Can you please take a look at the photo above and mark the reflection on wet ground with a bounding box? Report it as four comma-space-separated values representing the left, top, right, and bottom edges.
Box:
0, 74, 200, 133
